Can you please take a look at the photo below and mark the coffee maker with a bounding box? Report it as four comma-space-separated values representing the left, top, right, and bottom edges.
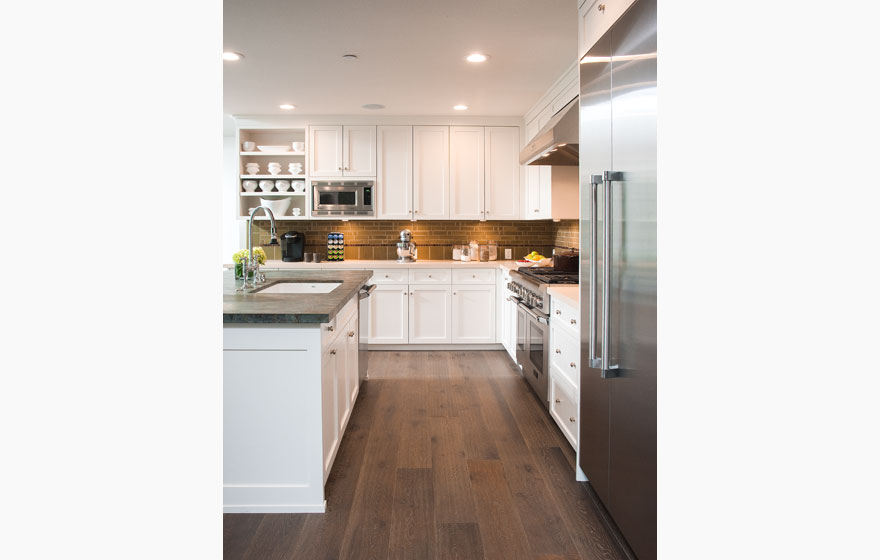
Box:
281, 231, 305, 262
396, 229, 417, 263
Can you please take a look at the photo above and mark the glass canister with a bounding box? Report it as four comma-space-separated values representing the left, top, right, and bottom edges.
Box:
479, 244, 490, 262
452, 244, 462, 261
460, 245, 471, 262
487, 240, 498, 261
469, 239, 479, 257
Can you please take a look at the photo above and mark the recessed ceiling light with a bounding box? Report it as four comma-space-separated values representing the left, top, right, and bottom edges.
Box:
342, 54, 358, 60
466, 53, 489, 63
453, 105, 468, 110
279, 104, 296, 110
362, 104, 385, 110
223, 51, 244, 61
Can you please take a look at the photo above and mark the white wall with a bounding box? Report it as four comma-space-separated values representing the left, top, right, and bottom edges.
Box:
223, 135, 246, 265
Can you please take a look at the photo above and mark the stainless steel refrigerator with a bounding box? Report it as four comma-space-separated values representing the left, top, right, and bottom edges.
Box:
578, 0, 656, 558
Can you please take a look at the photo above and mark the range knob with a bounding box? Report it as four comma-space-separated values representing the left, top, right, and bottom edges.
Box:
534, 296, 543, 308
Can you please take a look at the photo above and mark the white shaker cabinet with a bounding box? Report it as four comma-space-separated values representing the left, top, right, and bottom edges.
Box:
343, 125, 377, 176
451, 284, 496, 344
309, 125, 343, 176
377, 125, 413, 219
449, 126, 485, 220
578, 0, 637, 61
412, 126, 449, 219
408, 285, 452, 343
310, 125, 376, 177
368, 284, 409, 344
344, 318, 360, 410
321, 339, 340, 479
484, 127, 520, 219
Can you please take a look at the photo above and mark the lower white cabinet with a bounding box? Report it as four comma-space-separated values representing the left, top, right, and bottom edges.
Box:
368, 284, 408, 344
409, 285, 452, 343
321, 312, 359, 483
451, 284, 496, 343
321, 341, 340, 478
344, 318, 359, 410
549, 368, 579, 450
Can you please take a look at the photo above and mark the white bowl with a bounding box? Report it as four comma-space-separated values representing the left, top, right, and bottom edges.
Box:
275, 180, 291, 192
242, 142, 256, 151
245, 168, 260, 175
257, 145, 292, 153
242, 180, 258, 192
292, 142, 305, 152
259, 197, 292, 216
292, 180, 306, 193
258, 180, 274, 192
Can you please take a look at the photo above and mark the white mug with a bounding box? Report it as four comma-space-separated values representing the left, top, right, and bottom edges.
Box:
292, 142, 305, 152
242, 141, 256, 151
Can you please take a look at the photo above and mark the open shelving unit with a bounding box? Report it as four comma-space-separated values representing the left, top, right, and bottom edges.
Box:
237, 128, 310, 220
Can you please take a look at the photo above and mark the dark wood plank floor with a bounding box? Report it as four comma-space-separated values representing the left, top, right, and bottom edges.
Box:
224, 351, 628, 560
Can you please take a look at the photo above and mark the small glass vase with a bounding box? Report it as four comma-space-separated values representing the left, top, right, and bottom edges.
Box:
234, 260, 255, 281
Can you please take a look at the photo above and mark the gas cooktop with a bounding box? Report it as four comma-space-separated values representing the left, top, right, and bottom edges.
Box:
515, 268, 579, 285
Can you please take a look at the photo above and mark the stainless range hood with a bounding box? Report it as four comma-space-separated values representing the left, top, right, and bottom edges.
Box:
519, 96, 579, 166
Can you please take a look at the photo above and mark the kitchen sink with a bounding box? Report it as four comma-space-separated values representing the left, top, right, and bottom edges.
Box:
255, 281, 342, 294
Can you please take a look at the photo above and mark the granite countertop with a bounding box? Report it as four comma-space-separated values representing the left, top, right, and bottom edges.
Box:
223, 269, 373, 324
223, 259, 525, 271
547, 285, 580, 309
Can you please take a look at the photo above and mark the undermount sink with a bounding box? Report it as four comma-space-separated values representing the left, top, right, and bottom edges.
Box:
255, 281, 342, 294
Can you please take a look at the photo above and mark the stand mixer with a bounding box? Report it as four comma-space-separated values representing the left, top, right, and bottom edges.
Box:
396, 229, 418, 263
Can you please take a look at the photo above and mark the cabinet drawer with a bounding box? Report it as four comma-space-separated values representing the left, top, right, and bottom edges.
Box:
549, 368, 578, 450
369, 268, 408, 284
550, 324, 580, 389
335, 295, 359, 333
322, 296, 358, 347
551, 297, 580, 337
451, 268, 496, 285
408, 268, 451, 284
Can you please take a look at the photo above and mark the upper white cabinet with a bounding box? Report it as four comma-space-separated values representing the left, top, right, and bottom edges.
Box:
309, 125, 376, 177
413, 126, 450, 219
484, 127, 520, 220
309, 125, 343, 177
343, 125, 377, 176
377, 125, 413, 219
450, 127, 485, 220
578, 0, 637, 60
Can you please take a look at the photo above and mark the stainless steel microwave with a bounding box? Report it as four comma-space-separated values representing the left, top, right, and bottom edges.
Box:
311, 180, 374, 217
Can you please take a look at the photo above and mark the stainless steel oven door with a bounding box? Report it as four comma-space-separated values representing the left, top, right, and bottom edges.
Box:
515, 302, 550, 406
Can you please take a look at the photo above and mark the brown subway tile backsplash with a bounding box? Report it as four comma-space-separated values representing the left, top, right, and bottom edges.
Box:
250, 219, 580, 259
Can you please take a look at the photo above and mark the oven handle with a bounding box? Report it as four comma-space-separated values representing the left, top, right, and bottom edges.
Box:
517, 301, 549, 325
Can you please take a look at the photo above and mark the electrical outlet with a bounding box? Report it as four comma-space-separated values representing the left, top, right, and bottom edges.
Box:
504, 248, 512, 259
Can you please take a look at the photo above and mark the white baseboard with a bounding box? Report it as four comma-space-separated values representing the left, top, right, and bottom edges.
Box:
224, 501, 327, 514
369, 344, 505, 351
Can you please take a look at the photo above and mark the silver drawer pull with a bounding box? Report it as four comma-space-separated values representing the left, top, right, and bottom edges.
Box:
555, 348, 561, 354
385, 274, 389, 278
348, 331, 355, 337
569, 416, 576, 423
556, 310, 561, 315
327, 325, 334, 332
330, 349, 337, 355
570, 318, 576, 325
555, 398, 561, 404
598, 3, 606, 12
570, 362, 577, 368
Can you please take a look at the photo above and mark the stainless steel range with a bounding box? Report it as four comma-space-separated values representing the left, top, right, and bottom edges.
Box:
508, 268, 578, 406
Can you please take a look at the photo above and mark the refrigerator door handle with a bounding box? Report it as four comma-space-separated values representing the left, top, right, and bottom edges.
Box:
601, 171, 622, 379
589, 174, 602, 369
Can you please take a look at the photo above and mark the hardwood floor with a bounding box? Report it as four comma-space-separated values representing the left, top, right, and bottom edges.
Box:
224, 351, 628, 560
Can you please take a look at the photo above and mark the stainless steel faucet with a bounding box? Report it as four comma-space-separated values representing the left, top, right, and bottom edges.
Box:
237, 206, 279, 291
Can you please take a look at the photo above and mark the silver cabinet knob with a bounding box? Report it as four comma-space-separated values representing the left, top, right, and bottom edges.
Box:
330, 349, 337, 355
428, 275, 432, 278
533, 209, 539, 212
571, 318, 577, 325
338, 166, 342, 170
414, 210, 419, 214
555, 310, 561, 315
569, 416, 576, 423
555, 398, 561, 404
327, 325, 334, 332
344, 166, 349, 170
570, 362, 577, 368
453, 292, 457, 295
598, 3, 606, 12
555, 348, 561, 354
385, 274, 390, 278
348, 331, 355, 337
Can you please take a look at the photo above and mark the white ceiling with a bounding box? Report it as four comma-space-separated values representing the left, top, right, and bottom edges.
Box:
223, 0, 577, 121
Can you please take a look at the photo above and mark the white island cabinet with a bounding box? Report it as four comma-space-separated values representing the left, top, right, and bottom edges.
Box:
223, 295, 360, 513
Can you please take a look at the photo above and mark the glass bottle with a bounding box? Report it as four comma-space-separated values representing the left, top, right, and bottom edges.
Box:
460, 245, 471, 262
487, 240, 498, 261
452, 244, 462, 261
479, 244, 489, 262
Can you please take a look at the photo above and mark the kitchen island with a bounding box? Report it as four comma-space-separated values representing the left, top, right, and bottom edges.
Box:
223, 269, 372, 513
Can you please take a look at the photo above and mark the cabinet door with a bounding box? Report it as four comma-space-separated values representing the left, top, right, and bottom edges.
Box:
377, 125, 413, 219
451, 284, 496, 343
409, 285, 452, 344
343, 125, 377, 176
321, 346, 339, 477
449, 126, 484, 220
344, 317, 359, 407
413, 126, 449, 219
368, 285, 409, 344
485, 127, 520, 219
333, 336, 350, 436
579, 0, 637, 60
310, 125, 343, 176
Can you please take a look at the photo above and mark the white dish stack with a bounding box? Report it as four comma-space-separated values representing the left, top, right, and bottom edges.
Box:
245, 162, 260, 175
267, 162, 282, 176
288, 162, 303, 175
